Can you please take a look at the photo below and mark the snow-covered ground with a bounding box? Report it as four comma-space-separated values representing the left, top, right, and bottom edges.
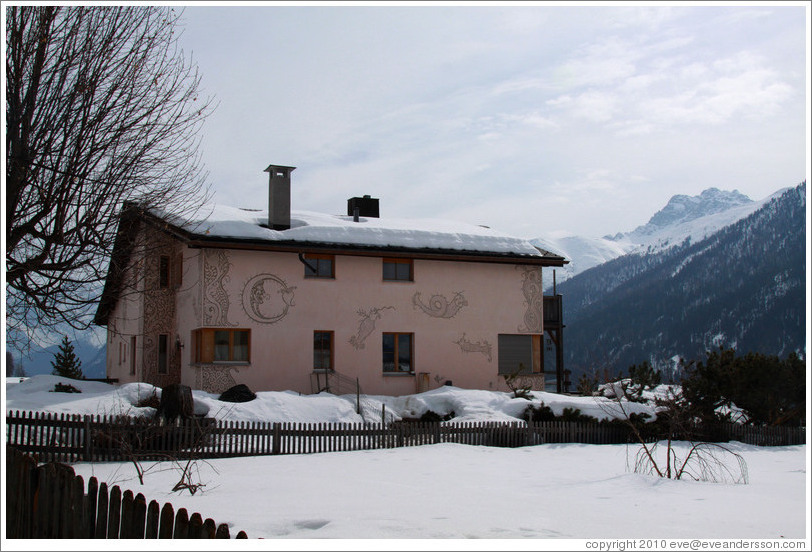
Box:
2, 376, 810, 546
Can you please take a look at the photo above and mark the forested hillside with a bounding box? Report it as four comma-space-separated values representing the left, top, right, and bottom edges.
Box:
558, 182, 806, 382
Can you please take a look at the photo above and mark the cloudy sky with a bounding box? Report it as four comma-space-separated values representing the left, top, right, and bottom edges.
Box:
178, 3, 808, 240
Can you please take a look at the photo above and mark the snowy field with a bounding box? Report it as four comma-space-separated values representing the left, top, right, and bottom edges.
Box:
3, 376, 810, 548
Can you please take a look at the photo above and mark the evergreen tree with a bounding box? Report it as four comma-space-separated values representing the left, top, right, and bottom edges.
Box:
681, 347, 805, 426
51, 335, 84, 379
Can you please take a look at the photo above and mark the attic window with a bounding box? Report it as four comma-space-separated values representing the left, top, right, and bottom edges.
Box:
303, 254, 334, 279
383, 258, 413, 282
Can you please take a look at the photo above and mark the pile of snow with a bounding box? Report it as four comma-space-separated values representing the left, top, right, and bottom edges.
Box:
4, 375, 657, 424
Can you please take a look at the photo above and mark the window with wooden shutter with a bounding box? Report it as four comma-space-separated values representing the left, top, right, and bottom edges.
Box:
193, 328, 251, 363
497, 334, 541, 375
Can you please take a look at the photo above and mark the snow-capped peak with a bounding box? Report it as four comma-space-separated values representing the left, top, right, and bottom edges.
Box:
627, 187, 753, 237
532, 187, 783, 288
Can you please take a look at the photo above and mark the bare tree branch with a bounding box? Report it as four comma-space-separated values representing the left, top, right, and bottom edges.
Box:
6, 6, 213, 348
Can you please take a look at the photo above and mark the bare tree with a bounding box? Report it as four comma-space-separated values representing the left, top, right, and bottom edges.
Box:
597, 380, 748, 484
5, 6, 213, 348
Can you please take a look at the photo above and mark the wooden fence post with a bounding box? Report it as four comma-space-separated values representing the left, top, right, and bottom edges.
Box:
120, 490, 135, 538
67, 473, 84, 538
83, 415, 92, 461
272, 422, 281, 455
173, 507, 189, 539
158, 502, 175, 538
188, 512, 204, 538
95, 482, 109, 538
85, 477, 98, 538
132, 493, 147, 538
202, 518, 217, 538
107, 485, 122, 538
145, 500, 160, 538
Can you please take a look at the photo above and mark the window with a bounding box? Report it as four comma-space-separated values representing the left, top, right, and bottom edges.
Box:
130, 336, 137, 375
303, 254, 334, 278
383, 258, 413, 281
383, 332, 414, 374
193, 328, 251, 363
158, 334, 169, 375
159, 255, 171, 288
313, 331, 334, 371
497, 334, 541, 375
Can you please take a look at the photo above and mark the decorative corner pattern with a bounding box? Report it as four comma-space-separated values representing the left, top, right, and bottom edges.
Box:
196, 365, 239, 394
202, 249, 234, 326
518, 267, 543, 333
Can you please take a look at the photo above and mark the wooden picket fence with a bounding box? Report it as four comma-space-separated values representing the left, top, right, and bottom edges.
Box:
5, 445, 247, 539
5, 409, 805, 464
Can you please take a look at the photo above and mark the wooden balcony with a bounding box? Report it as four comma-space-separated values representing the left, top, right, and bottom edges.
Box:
543, 295, 564, 328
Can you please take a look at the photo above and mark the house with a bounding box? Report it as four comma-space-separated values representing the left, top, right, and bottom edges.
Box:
94, 164, 568, 397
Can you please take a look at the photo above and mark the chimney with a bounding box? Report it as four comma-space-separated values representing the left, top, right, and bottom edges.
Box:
264, 164, 296, 230
347, 195, 380, 219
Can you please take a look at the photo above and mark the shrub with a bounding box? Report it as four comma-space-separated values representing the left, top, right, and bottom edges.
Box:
419, 409, 455, 422
135, 389, 161, 409
51, 382, 80, 393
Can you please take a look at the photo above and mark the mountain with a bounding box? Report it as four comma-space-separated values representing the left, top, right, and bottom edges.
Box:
532, 187, 764, 288
622, 187, 754, 238
556, 182, 806, 383
9, 336, 107, 379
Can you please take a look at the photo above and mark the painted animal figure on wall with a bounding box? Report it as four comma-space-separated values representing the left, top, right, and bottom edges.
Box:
454, 333, 493, 362
412, 291, 468, 319
349, 306, 395, 349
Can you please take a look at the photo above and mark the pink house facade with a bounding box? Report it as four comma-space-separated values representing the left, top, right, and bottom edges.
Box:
95, 165, 567, 396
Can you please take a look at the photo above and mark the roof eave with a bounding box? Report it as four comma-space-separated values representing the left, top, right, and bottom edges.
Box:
184, 233, 568, 266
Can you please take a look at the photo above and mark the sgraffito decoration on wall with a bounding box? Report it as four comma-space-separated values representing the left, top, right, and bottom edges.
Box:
517, 267, 543, 333
349, 306, 395, 349
196, 365, 238, 394
143, 245, 180, 386
241, 273, 297, 324
412, 291, 468, 319
454, 333, 493, 362
202, 249, 234, 326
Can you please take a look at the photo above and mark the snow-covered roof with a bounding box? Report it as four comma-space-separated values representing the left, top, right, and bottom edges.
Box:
153, 204, 566, 262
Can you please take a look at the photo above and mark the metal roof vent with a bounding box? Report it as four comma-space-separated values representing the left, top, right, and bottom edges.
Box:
347, 195, 379, 220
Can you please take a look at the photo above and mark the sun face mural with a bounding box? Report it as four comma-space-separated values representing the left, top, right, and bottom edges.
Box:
241, 274, 297, 324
